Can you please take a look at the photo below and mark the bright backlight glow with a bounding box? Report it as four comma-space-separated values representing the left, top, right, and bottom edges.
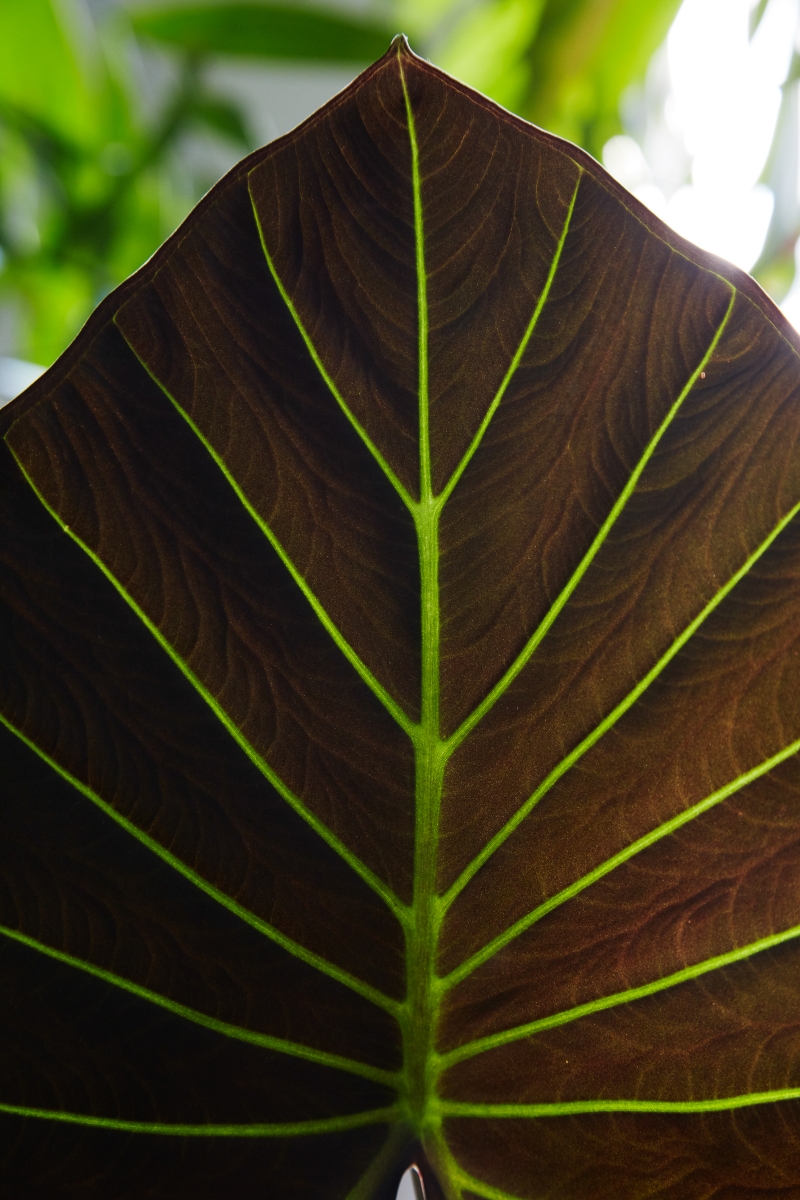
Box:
604, 0, 800, 320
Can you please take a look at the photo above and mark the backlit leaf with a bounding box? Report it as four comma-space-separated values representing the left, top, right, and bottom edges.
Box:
3, 37, 800, 1198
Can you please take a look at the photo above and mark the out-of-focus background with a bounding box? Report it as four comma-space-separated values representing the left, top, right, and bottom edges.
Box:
1, 0, 799, 404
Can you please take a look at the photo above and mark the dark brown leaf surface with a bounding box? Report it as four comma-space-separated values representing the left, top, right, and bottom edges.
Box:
2, 35, 800, 1200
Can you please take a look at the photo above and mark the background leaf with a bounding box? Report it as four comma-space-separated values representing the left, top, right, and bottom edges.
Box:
0, 0, 686, 367
408, 0, 684, 157
0, 0, 99, 144
4, 37, 800, 1199
131, 4, 397, 63
0, 0, 241, 365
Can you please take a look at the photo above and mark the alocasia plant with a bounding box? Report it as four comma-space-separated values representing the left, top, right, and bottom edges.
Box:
3, 35, 800, 1199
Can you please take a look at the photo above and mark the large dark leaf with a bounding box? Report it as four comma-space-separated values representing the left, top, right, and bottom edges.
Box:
3, 36, 800, 1199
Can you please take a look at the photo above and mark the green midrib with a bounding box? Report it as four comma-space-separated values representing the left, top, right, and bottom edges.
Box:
393, 57, 590, 1150
388, 124, 731, 1158
369, 68, 799, 1184
0, 53, 579, 1154
398, 57, 443, 1137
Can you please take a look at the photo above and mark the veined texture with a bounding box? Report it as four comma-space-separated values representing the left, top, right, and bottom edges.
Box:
3, 36, 800, 1200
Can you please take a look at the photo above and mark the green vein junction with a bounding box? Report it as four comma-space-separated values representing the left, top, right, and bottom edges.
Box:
4, 40, 800, 1195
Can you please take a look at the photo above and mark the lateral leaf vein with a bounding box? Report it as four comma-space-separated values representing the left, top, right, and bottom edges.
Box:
119, 338, 416, 744
443, 730, 800, 988
0, 710, 400, 1017
9, 451, 403, 920
248, 188, 415, 513
0, 924, 399, 1086
449, 1169, 524, 1200
0, 1102, 399, 1136
446, 287, 737, 754
437, 170, 582, 509
440, 1092, 800, 1116
443, 481, 800, 915
442, 919, 800, 1064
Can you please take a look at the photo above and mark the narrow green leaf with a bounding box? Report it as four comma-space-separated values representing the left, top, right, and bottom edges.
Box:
131, 4, 395, 64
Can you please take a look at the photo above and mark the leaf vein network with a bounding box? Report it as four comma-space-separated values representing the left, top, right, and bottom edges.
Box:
0, 710, 400, 1016
0, 924, 399, 1085
10, 452, 406, 930
442, 918, 800, 1064
441, 492, 800, 984
121, 339, 417, 744
444, 288, 737, 758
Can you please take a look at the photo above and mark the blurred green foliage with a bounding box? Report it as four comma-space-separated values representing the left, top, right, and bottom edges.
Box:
131, 3, 395, 61
0, 0, 394, 365
751, 15, 800, 303
0, 0, 732, 368
402, 0, 683, 158
0, 0, 248, 363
